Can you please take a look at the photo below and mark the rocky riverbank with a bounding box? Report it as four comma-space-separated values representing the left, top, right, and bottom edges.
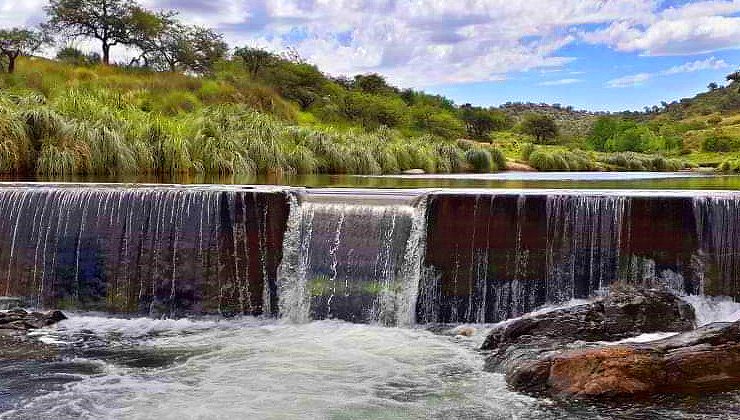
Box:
480, 287, 740, 399
0, 309, 67, 361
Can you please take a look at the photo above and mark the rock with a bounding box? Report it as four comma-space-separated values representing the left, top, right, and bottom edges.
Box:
0, 309, 67, 331
401, 169, 425, 175
505, 161, 536, 172
482, 288, 695, 352
507, 321, 740, 399
0, 332, 60, 361
451, 326, 477, 337
0, 297, 24, 310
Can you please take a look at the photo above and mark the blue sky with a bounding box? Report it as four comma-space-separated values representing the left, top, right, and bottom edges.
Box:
3, 0, 740, 111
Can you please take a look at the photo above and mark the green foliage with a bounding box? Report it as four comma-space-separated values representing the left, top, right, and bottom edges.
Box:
702, 130, 740, 152
0, 27, 46, 73
465, 148, 494, 173
527, 148, 593, 171
520, 142, 535, 161
459, 106, 510, 139
521, 113, 559, 144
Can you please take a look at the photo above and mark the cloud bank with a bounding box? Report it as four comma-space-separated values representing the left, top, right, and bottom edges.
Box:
3, 0, 740, 88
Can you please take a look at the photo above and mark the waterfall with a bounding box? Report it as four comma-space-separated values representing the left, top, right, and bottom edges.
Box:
693, 196, 740, 297
3, 185, 740, 325
0, 185, 288, 316
277, 192, 428, 325
546, 194, 626, 302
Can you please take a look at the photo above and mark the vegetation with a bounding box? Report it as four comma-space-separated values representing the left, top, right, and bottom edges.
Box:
0, 0, 738, 177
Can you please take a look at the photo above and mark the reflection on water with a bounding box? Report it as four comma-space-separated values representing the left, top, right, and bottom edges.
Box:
4, 172, 740, 190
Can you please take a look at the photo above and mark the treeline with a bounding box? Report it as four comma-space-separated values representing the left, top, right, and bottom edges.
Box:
0, 0, 565, 144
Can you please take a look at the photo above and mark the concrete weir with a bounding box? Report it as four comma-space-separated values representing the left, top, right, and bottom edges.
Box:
1, 184, 739, 323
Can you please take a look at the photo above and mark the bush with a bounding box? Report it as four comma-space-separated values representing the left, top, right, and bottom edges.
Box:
521, 113, 559, 144
465, 148, 494, 172
490, 146, 507, 169
521, 142, 535, 161
702, 131, 740, 152
156, 92, 201, 115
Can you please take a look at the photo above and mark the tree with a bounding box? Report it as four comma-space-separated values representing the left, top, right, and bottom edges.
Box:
728, 70, 740, 92
521, 114, 559, 144
44, 0, 141, 64
459, 105, 509, 139
132, 16, 226, 74
234, 46, 279, 78
708, 82, 719, 91
56, 46, 101, 66
177, 26, 227, 74
267, 61, 326, 110
727, 70, 740, 84
353, 73, 396, 95
0, 28, 45, 73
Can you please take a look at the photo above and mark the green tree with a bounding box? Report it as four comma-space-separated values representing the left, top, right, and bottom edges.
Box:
459, 106, 509, 139
133, 19, 226, 74
234, 46, 279, 78
411, 106, 465, 139
44, 0, 143, 64
267, 62, 326, 110
55, 46, 101, 65
587, 116, 622, 151
0, 28, 45, 73
353, 73, 396, 95
521, 114, 559, 144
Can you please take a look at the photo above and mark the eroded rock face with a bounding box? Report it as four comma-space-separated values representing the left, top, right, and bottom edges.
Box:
0, 309, 67, 331
482, 288, 695, 352
507, 321, 740, 398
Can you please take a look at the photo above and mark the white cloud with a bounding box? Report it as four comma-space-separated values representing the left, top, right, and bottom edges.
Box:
607, 73, 652, 88
583, 1, 740, 56
661, 57, 731, 75
606, 56, 733, 87
3, 0, 740, 88
539, 78, 582, 86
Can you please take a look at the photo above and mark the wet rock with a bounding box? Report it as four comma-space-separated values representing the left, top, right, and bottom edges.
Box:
0, 333, 60, 361
0, 297, 24, 310
507, 321, 740, 399
482, 288, 695, 352
0, 309, 67, 331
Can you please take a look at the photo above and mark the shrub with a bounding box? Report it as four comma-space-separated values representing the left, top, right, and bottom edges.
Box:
465, 148, 494, 172
702, 131, 740, 152
156, 92, 201, 116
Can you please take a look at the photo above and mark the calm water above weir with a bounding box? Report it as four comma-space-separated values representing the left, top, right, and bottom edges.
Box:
5, 171, 740, 190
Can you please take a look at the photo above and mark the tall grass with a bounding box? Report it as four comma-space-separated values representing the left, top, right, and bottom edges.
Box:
0, 59, 492, 177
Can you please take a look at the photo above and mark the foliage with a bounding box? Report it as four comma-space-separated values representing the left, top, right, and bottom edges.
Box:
0, 28, 46, 73
56, 47, 100, 66
520, 113, 559, 144
459, 105, 510, 139
234, 46, 279, 78
44, 0, 142, 64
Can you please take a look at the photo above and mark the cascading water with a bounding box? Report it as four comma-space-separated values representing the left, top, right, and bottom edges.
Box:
277, 190, 428, 325
0, 184, 288, 316
546, 194, 626, 302
693, 195, 740, 297
2, 185, 740, 325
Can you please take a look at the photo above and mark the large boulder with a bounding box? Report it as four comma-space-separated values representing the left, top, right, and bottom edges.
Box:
0, 309, 67, 331
482, 288, 695, 352
507, 321, 740, 398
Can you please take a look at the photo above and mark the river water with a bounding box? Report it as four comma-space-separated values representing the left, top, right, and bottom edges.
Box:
3, 296, 740, 420
5, 171, 740, 190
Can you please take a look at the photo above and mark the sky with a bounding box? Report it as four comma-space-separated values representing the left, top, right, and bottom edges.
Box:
2, 0, 740, 111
